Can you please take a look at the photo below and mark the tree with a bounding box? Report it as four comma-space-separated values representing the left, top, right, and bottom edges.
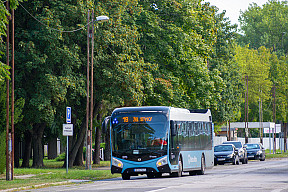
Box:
137, 0, 224, 112
239, 0, 288, 55
207, 6, 244, 124
15, 0, 87, 167
234, 45, 273, 122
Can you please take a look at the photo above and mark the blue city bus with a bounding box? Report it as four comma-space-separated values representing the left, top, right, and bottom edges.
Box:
109, 106, 214, 180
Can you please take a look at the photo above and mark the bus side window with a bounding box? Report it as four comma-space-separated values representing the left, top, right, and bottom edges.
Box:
170, 120, 176, 136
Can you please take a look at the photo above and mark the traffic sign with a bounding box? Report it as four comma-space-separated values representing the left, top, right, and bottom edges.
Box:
63, 124, 73, 136
66, 107, 71, 124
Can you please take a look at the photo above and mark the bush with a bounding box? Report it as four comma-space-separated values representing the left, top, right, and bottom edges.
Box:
55, 153, 66, 161
0, 132, 6, 174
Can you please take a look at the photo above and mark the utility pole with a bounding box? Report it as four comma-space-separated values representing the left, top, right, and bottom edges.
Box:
6, 1, 15, 181
259, 91, 263, 144
89, 9, 94, 169
86, 10, 91, 170
245, 75, 249, 144
273, 84, 276, 154
86, 9, 94, 170
284, 123, 287, 152
228, 120, 231, 141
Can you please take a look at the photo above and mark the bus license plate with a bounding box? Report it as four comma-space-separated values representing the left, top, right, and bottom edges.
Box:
134, 168, 146, 172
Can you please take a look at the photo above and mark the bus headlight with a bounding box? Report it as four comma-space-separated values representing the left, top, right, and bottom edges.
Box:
156, 156, 168, 167
112, 157, 123, 168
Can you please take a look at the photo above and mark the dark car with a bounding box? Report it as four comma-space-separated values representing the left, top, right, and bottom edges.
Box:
214, 144, 239, 165
244, 143, 265, 161
222, 141, 248, 164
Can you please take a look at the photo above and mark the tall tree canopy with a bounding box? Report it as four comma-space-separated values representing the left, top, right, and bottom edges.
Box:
239, 0, 288, 55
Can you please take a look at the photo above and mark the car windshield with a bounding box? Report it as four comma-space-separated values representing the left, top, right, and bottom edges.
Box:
244, 144, 260, 149
223, 142, 242, 148
111, 112, 168, 156
214, 145, 233, 152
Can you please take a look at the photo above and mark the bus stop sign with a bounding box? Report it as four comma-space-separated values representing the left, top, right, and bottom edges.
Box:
66, 107, 71, 124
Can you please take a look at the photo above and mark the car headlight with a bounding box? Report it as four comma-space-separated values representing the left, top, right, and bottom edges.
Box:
257, 151, 262, 155
227, 154, 233, 158
156, 156, 168, 167
112, 157, 123, 168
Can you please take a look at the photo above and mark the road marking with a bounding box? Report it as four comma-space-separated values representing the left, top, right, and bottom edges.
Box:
271, 188, 288, 192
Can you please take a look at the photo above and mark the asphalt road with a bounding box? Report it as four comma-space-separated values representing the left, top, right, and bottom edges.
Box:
21, 158, 288, 192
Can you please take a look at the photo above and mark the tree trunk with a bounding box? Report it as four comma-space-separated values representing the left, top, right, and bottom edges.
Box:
93, 101, 104, 164
94, 124, 101, 164
74, 137, 84, 166
32, 123, 45, 168
21, 130, 32, 168
14, 133, 20, 168
104, 121, 111, 161
48, 137, 57, 159
63, 118, 86, 168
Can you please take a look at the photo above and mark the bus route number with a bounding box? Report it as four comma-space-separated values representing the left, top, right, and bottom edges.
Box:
122, 117, 152, 123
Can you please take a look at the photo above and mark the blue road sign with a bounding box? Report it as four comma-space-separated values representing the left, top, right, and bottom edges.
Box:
66, 107, 71, 124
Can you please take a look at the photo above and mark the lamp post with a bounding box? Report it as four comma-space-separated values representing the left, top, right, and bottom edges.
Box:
86, 11, 109, 170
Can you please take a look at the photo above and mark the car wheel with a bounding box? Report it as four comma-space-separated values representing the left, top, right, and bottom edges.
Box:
242, 155, 248, 164
232, 156, 238, 165
260, 155, 265, 161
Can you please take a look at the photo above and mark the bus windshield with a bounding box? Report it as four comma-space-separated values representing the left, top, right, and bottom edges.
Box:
111, 112, 168, 159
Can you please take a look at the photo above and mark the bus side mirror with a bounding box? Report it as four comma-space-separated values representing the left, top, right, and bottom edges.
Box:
170, 120, 176, 136
102, 116, 111, 134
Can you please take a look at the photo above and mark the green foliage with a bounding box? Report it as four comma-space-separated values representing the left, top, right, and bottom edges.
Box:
0, 132, 5, 174
55, 153, 66, 161
239, 0, 288, 55
208, 7, 243, 123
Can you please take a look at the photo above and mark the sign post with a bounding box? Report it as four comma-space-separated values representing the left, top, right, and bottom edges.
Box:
64, 107, 73, 174
66, 107, 71, 124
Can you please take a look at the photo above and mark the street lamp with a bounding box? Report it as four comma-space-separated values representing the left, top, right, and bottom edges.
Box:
96, 15, 109, 22
86, 11, 109, 170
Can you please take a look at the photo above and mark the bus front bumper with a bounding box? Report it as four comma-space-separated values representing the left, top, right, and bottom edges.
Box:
111, 164, 170, 174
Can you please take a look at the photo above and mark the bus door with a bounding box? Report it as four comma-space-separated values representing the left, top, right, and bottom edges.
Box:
169, 121, 180, 165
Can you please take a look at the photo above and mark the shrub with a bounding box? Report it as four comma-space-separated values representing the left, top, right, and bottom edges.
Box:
0, 132, 6, 174
55, 153, 66, 161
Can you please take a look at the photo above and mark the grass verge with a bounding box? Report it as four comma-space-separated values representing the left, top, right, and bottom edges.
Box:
265, 149, 288, 159
0, 160, 120, 191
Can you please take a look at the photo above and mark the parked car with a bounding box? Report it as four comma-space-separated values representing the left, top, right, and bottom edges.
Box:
243, 143, 265, 161
222, 141, 248, 164
214, 144, 240, 165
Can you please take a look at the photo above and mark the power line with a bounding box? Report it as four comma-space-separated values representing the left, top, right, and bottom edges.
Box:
19, 2, 91, 33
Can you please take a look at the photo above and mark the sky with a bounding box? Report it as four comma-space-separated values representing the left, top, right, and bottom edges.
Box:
203, 0, 270, 26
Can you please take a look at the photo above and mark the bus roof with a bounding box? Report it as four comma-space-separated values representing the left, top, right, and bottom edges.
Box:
112, 106, 212, 122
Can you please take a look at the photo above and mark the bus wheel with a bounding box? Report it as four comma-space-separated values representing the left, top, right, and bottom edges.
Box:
155, 173, 162, 178
122, 173, 130, 180
197, 155, 205, 175
147, 173, 154, 178
170, 158, 182, 177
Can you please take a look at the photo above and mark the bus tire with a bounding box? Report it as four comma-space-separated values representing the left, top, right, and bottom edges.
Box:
147, 173, 154, 178
155, 173, 162, 178
122, 173, 130, 180
197, 155, 205, 175
170, 158, 183, 177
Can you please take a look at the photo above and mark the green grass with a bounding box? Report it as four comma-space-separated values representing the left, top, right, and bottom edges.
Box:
0, 160, 119, 191
265, 149, 288, 159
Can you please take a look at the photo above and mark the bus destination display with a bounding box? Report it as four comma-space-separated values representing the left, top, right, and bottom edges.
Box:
112, 116, 153, 124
